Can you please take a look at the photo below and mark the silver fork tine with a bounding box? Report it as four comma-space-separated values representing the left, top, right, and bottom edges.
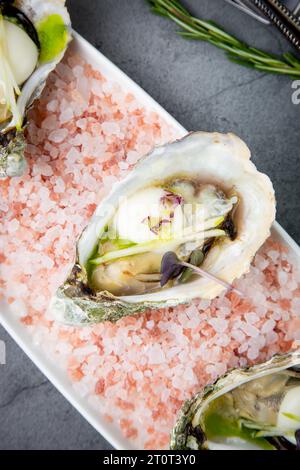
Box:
252, 0, 300, 50
224, 0, 271, 23
225, 0, 300, 51
294, 2, 300, 15
226, 0, 300, 23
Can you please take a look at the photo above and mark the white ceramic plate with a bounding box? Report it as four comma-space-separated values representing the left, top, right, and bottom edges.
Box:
1, 32, 300, 450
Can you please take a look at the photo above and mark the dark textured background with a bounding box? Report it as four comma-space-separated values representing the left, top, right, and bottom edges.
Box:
0, 0, 299, 450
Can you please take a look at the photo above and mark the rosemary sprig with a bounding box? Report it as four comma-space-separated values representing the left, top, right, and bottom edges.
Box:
146, 0, 300, 78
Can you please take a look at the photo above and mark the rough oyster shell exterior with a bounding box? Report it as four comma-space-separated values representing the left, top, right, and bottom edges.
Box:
51, 132, 276, 324
170, 351, 300, 450
0, 0, 71, 178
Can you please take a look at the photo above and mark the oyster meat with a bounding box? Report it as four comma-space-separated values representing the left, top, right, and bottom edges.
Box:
51, 132, 276, 324
170, 352, 300, 450
0, 0, 71, 178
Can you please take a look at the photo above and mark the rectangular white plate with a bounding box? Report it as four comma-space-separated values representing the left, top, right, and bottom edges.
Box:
1, 32, 300, 450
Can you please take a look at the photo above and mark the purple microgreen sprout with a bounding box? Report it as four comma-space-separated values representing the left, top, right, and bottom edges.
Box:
160, 251, 244, 297
160, 191, 183, 208
160, 252, 185, 287
142, 216, 172, 235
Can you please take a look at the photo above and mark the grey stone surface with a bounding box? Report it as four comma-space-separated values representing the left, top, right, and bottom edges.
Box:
0, 0, 299, 450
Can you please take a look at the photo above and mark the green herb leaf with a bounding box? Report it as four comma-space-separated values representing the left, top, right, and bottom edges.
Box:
146, 0, 300, 79
282, 412, 300, 423
37, 14, 68, 63
114, 239, 136, 249
179, 249, 204, 284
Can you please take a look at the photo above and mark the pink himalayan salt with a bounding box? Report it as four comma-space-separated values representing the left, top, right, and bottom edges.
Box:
1, 51, 300, 450
49, 128, 68, 143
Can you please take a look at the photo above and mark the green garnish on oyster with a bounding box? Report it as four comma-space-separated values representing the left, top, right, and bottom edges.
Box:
170, 352, 300, 451
37, 13, 69, 64
0, 0, 71, 178
51, 132, 275, 324
87, 182, 237, 296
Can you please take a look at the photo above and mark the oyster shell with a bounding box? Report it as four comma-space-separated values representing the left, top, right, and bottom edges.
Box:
0, 0, 71, 178
51, 132, 276, 324
170, 351, 300, 450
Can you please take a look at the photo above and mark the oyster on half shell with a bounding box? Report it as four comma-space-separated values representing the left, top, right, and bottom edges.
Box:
51, 132, 276, 324
0, 0, 71, 178
170, 352, 300, 450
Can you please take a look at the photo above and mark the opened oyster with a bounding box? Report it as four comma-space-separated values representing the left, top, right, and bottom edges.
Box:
170, 352, 300, 450
0, 0, 71, 178
51, 132, 275, 324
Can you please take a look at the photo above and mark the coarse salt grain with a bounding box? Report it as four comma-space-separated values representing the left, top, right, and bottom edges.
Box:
54, 177, 66, 194
40, 163, 53, 177
261, 319, 276, 334
146, 345, 166, 365
60, 108, 74, 123
47, 100, 58, 112
7, 218, 20, 233
102, 121, 120, 135
49, 128, 68, 143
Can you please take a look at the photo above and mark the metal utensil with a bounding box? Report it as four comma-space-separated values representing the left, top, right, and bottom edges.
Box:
226, 0, 300, 23
225, 0, 300, 51
224, 0, 271, 23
